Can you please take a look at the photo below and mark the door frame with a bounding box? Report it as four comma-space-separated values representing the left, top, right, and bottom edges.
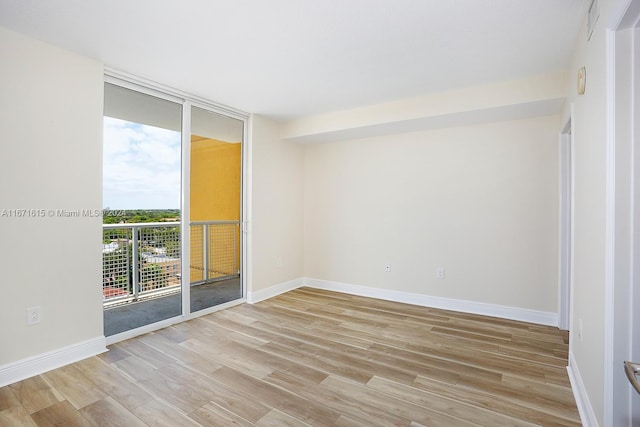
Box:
103, 69, 250, 344
633, 20, 640, 424
558, 113, 574, 331
605, 0, 640, 425
181, 100, 248, 316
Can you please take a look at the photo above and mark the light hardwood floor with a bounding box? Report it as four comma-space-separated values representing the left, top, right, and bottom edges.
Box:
0, 287, 581, 426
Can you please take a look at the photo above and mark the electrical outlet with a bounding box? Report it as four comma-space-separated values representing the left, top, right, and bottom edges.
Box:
27, 306, 41, 325
384, 264, 391, 272
436, 267, 445, 279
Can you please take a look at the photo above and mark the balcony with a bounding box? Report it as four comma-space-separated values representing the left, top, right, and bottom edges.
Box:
102, 221, 241, 336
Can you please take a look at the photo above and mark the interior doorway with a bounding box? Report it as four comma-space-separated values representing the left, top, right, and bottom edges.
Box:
559, 117, 573, 331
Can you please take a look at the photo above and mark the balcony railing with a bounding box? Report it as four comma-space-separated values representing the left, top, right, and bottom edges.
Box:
102, 221, 240, 306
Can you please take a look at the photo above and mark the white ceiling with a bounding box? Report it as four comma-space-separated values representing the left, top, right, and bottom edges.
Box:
0, 0, 589, 120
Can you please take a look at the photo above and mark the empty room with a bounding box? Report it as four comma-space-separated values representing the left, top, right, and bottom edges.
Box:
1, 0, 639, 426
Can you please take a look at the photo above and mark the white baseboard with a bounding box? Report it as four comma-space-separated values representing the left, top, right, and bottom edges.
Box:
248, 277, 558, 326
303, 277, 558, 327
567, 352, 599, 426
0, 336, 107, 388
247, 277, 304, 304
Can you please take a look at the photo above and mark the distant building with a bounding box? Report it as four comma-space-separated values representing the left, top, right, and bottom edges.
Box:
102, 242, 119, 253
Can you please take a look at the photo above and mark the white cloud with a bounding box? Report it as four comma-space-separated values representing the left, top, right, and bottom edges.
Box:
103, 117, 181, 209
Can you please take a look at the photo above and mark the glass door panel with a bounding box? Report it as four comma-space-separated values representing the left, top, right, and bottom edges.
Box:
102, 82, 183, 336
189, 106, 243, 312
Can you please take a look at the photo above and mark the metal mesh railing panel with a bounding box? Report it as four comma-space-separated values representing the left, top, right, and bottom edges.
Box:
207, 223, 238, 279
102, 228, 132, 301
103, 221, 240, 306
138, 226, 181, 293
190, 225, 205, 283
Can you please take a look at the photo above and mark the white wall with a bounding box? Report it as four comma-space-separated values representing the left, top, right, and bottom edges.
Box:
0, 28, 105, 368
249, 115, 305, 298
561, 1, 614, 424
564, 0, 638, 425
304, 115, 560, 313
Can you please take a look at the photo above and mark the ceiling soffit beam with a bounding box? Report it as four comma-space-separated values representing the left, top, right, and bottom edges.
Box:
281, 71, 568, 144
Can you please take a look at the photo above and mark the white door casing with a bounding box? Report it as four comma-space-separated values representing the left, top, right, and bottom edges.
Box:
558, 116, 573, 332
606, 0, 640, 425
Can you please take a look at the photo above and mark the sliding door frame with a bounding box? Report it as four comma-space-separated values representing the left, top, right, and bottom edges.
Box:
104, 69, 249, 344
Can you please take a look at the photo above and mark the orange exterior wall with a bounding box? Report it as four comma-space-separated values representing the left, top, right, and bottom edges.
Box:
189, 136, 241, 282
190, 137, 241, 221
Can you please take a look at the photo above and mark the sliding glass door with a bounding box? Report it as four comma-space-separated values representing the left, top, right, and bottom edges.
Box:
102, 80, 245, 338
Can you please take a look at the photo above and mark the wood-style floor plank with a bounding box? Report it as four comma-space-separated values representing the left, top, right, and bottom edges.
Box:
365, 375, 538, 427
41, 365, 106, 410
0, 287, 581, 426
79, 396, 148, 427
0, 387, 19, 413
8, 376, 63, 414
131, 398, 202, 427
0, 405, 38, 427
188, 401, 255, 427
73, 356, 154, 412
30, 400, 92, 427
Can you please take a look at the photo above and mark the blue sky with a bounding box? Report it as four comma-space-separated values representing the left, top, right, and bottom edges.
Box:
103, 117, 181, 209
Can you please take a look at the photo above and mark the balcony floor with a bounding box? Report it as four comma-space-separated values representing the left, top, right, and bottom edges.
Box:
104, 277, 241, 337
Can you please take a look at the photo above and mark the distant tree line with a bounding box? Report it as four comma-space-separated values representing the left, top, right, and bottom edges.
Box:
103, 209, 180, 224
103, 226, 181, 254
